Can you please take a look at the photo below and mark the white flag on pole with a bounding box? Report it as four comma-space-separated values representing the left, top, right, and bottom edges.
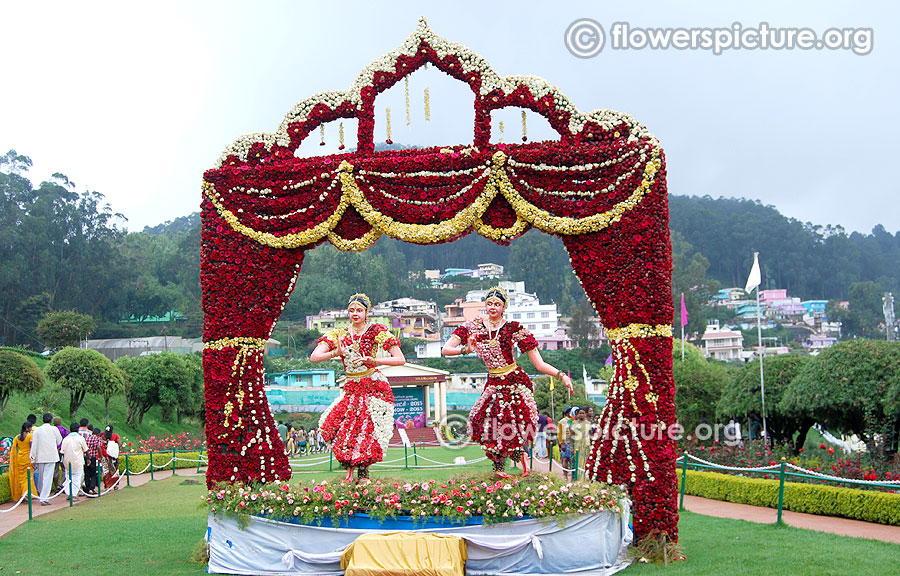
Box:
582, 364, 591, 389
745, 252, 761, 293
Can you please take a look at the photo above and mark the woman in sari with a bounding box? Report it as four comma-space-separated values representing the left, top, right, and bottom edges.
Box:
311, 293, 405, 484
443, 286, 573, 478
9, 422, 37, 501
101, 429, 120, 491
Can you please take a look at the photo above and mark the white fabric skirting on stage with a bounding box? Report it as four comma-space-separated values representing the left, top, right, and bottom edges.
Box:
207, 505, 632, 576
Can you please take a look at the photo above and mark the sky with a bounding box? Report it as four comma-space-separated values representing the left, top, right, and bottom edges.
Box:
2, 1, 897, 234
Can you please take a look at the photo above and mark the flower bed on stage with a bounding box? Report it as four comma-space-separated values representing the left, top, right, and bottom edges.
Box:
208, 472, 627, 528
207, 473, 632, 576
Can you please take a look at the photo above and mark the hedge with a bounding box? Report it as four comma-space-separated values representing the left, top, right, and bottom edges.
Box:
117, 450, 206, 475
679, 469, 900, 526
0, 471, 10, 503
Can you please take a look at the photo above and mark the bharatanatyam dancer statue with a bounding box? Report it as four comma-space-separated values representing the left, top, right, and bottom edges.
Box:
311, 293, 405, 484
443, 286, 573, 478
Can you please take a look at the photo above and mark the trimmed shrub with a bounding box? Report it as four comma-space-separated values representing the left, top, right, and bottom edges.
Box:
0, 471, 11, 503
118, 450, 206, 475
679, 470, 900, 526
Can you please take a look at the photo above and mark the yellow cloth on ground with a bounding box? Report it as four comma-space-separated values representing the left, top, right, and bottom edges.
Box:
341, 532, 467, 576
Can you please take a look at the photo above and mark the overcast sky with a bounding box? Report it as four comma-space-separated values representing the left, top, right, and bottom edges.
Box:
2, 1, 897, 234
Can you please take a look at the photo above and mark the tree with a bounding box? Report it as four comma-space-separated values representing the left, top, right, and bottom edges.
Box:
117, 353, 198, 425
568, 299, 598, 350
672, 340, 731, 435
9, 293, 51, 351
45, 347, 125, 416
719, 354, 812, 452
36, 310, 97, 349
0, 349, 45, 421
780, 340, 900, 448
828, 281, 886, 338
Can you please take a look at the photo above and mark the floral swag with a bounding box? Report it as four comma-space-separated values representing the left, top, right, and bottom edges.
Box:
200, 18, 676, 541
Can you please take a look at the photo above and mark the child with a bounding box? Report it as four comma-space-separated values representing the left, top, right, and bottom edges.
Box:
560, 440, 573, 481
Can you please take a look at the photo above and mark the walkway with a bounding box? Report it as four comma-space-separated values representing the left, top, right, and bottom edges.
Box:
0, 468, 206, 538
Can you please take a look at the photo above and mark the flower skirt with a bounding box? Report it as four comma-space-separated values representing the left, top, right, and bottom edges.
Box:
467, 369, 538, 462
319, 374, 394, 468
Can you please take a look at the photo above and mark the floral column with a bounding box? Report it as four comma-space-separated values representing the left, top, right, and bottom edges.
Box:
201, 200, 305, 488
562, 155, 678, 542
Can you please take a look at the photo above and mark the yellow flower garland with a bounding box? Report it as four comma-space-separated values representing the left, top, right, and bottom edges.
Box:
202, 144, 663, 250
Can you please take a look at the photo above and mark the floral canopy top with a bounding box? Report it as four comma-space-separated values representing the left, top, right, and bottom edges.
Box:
319, 324, 400, 375
453, 318, 539, 370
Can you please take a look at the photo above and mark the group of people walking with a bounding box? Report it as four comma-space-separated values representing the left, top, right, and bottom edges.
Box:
310, 286, 574, 483
278, 422, 328, 456
8, 414, 120, 504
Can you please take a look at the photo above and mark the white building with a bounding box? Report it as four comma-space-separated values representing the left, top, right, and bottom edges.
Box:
477, 262, 504, 278
700, 320, 744, 361
465, 281, 560, 340
373, 297, 438, 316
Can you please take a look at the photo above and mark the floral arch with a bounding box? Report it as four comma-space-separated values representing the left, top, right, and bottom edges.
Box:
201, 19, 677, 541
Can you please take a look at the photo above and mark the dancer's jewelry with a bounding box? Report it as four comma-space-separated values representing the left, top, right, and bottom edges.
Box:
486, 318, 504, 346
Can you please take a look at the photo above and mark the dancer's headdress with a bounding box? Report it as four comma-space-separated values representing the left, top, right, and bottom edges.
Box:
483, 286, 509, 308
348, 293, 371, 309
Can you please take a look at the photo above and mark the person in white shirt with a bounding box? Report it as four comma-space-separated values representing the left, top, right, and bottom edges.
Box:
30, 413, 62, 505
60, 422, 89, 500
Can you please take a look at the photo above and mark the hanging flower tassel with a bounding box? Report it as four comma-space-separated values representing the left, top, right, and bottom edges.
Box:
319, 124, 326, 147
339, 122, 345, 150
424, 88, 430, 122
521, 110, 528, 142
385, 106, 393, 145
405, 76, 411, 126
499, 120, 504, 143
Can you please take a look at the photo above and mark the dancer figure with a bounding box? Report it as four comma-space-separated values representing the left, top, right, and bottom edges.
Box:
311, 293, 405, 483
443, 286, 573, 478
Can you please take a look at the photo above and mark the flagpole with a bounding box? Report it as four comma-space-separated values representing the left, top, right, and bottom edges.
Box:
756, 280, 768, 446
681, 323, 685, 361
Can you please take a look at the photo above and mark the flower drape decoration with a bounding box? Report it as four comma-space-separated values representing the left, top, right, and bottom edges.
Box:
201, 18, 676, 542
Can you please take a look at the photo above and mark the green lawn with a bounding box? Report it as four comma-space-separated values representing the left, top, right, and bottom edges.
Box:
1, 451, 897, 576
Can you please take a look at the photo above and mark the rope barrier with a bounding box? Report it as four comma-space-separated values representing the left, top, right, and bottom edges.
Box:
678, 454, 900, 487
679, 453, 781, 473
0, 493, 28, 513
784, 462, 900, 487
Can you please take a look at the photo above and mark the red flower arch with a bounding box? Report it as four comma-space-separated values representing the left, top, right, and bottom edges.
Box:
201, 19, 677, 541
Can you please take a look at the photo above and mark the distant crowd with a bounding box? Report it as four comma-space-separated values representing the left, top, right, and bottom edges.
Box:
537, 405, 600, 481
8, 413, 121, 504
277, 421, 330, 456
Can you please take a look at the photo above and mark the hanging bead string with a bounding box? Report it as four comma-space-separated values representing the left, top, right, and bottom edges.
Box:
521, 110, 528, 142
386, 106, 393, 144
339, 122, 345, 150
499, 120, 504, 143
424, 88, 430, 121
319, 124, 326, 147
405, 76, 411, 126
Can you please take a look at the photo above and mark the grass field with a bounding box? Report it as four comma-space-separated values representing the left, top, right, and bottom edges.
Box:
1, 445, 898, 576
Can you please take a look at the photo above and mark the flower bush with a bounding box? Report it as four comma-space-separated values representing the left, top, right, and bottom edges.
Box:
208, 472, 627, 528
132, 432, 205, 453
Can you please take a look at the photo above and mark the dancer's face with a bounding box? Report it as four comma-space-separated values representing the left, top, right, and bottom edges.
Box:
348, 302, 368, 326
484, 298, 505, 321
